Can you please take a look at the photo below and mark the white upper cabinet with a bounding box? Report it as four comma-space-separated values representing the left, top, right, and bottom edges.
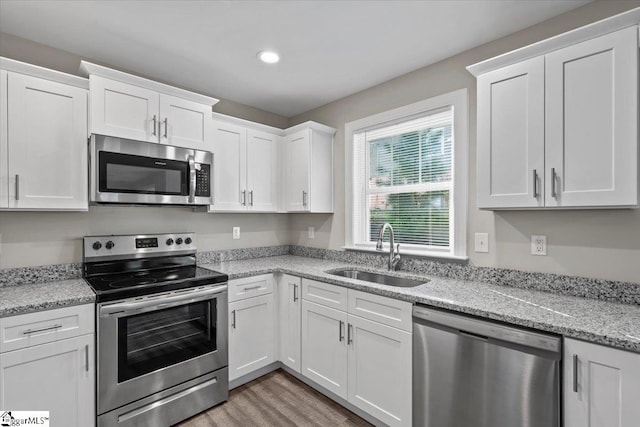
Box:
284, 123, 335, 212
564, 338, 640, 427
81, 61, 218, 150
0, 59, 88, 211
545, 26, 638, 207
209, 114, 280, 212
477, 57, 545, 208
470, 14, 639, 209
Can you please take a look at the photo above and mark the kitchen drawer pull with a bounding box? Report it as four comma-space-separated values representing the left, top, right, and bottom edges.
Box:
532, 169, 538, 198
163, 118, 168, 138
152, 115, 157, 136
572, 354, 578, 392
15, 174, 19, 201
231, 310, 236, 329
243, 285, 261, 291
339, 320, 344, 342
293, 283, 298, 302
551, 168, 557, 198
22, 324, 63, 335
85, 344, 90, 372
347, 323, 353, 345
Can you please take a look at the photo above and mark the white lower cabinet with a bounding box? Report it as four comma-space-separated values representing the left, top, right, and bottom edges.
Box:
0, 304, 95, 427
228, 293, 275, 381
278, 274, 302, 372
564, 338, 640, 427
301, 279, 412, 427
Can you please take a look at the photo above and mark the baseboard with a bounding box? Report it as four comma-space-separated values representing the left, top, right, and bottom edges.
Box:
229, 362, 280, 390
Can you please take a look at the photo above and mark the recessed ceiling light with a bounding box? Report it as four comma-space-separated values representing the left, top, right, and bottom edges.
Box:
257, 50, 280, 64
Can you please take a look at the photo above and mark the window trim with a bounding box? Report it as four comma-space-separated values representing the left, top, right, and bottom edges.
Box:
344, 89, 468, 259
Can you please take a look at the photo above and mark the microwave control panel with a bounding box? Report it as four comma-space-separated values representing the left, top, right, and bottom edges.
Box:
195, 164, 210, 197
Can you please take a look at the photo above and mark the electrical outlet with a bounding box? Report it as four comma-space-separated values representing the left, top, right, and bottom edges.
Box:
308, 226, 315, 239
232, 227, 240, 240
474, 233, 489, 253
531, 235, 547, 256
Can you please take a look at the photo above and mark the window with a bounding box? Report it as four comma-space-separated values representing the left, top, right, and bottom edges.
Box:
346, 89, 468, 259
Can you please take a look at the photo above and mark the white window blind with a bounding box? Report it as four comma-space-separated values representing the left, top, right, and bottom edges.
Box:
352, 107, 454, 252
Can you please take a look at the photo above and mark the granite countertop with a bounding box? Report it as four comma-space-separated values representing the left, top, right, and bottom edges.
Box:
201, 255, 640, 354
0, 279, 96, 317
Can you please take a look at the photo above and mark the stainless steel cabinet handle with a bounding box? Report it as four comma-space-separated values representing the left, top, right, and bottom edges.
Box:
293, 283, 298, 302
551, 168, 557, 198
347, 323, 353, 345
152, 115, 157, 136
231, 310, 236, 329
15, 174, 19, 201
302, 190, 307, 207
532, 169, 538, 198
243, 285, 261, 291
23, 324, 62, 335
572, 354, 578, 392
241, 190, 246, 206
163, 118, 168, 138
338, 320, 344, 342
249, 190, 254, 206
85, 344, 90, 372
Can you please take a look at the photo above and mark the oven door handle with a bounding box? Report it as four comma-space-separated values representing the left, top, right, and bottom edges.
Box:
100, 284, 227, 316
188, 154, 196, 204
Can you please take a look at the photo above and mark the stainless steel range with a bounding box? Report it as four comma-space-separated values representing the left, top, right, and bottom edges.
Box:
83, 233, 228, 427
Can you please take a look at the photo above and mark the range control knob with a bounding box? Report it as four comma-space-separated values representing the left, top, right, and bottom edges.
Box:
185, 237, 192, 245
166, 238, 174, 246
175, 238, 183, 245
105, 241, 115, 250
92, 241, 102, 251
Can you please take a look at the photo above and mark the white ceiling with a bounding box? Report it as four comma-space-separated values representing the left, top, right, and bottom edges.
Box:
0, 0, 590, 117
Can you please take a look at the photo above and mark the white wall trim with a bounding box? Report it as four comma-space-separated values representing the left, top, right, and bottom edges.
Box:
344, 88, 469, 258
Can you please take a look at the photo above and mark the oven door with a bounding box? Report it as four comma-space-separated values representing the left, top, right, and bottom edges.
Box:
90, 134, 212, 205
97, 284, 227, 415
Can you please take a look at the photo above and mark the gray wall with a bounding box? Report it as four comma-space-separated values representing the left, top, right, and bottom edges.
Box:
0, 32, 291, 268
288, 0, 640, 283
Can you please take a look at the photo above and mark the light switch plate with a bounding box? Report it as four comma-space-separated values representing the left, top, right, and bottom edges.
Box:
308, 227, 315, 239
232, 227, 240, 240
474, 233, 489, 253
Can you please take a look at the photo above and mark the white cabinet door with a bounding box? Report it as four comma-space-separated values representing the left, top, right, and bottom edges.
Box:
545, 26, 638, 207
564, 338, 640, 427
210, 120, 247, 211
476, 57, 545, 208
159, 93, 211, 150
246, 129, 279, 212
347, 315, 412, 427
301, 300, 348, 399
228, 294, 275, 381
278, 274, 301, 372
90, 75, 159, 143
285, 129, 310, 212
7, 73, 88, 210
0, 69, 8, 208
0, 334, 95, 427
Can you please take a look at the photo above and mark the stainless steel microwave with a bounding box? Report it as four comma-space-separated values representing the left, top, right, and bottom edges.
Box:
90, 134, 212, 206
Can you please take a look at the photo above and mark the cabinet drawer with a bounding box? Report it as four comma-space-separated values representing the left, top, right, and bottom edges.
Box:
0, 304, 94, 353
228, 274, 273, 302
302, 279, 348, 311
348, 289, 412, 332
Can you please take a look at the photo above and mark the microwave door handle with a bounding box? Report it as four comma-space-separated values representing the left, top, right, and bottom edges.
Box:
188, 155, 196, 203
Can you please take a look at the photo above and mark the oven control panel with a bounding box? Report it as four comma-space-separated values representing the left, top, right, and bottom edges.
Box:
83, 233, 196, 260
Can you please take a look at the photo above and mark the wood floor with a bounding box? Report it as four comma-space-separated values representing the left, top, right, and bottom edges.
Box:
177, 369, 373, 427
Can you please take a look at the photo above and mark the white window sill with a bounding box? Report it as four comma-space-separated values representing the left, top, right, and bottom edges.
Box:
342, 245, 469, 263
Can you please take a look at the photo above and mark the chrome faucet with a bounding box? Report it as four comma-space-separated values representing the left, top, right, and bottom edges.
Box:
376, 223, 401, 271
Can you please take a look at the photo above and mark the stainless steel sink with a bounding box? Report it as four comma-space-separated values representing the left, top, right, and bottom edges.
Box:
328, 269, 428, 288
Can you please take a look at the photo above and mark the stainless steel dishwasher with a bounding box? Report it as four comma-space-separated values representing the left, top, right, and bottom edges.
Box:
413, 305, 561, 427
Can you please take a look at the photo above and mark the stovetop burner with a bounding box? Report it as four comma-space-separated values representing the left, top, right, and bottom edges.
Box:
82, 233, 228, 302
